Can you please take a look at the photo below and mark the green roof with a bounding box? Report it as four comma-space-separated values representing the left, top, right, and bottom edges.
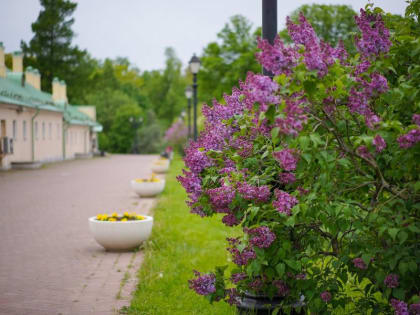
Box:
0, 70, 102, 131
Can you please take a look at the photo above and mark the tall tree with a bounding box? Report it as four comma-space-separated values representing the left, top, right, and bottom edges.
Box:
198, 15, 260, 104
21, 0, 93, 101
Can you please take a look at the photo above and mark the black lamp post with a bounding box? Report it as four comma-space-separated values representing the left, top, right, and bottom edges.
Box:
189, 54, 201, 141
129, 116, 143, 154
262, 0, 277, 77
185, 86, 193, 139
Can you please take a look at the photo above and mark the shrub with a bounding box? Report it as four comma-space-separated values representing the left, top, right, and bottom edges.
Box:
178, 3, 419, 314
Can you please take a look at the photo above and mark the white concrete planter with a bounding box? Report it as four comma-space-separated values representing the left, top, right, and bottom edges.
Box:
130, 179, 165, 197
151, 160, 169, 173
88, 215, 153, 251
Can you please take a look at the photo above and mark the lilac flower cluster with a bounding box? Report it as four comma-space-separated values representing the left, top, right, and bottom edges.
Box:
275, 97, 308, 137
225, 288, 240, 306
287, 13, 346, 77
357, 145, 373, 160
227, 238, 256, 266
398, 129, 420, 149
409, 303, 420, 314
384, 274, 399, 288
240, 72, 280, 106
354, 9, 391, 58
164, 119, 188, 143
256, 37, 298, 76
237, 182, 271, 202
391, 299, 409, 315
273, 280, 289, 297
279, 172, 296, 185
247, 226, 276, 248
373, 134, 386, 153
353, 257, 368, 270
188, 271, 216, 296
231, 272, 247, 284
207, 186, 235, 212
320, 291, 332, 303
273, 149, 299, 171
413, 114, 420, 126
273, 189, 298, 216
222, 213, 240, 227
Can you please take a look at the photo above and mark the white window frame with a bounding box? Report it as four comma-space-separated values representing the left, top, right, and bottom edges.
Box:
12, 120, 17, 140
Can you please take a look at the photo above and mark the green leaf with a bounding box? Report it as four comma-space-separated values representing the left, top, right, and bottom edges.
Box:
388, 228, 399, 240
398, 231, 408, 245
275, 263, 285, 276
408, 261, 417, 273
399, 261, 408, 275
362, 254, 373, 266
393, 288, 405, 300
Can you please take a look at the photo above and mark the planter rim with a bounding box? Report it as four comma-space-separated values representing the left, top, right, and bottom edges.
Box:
89, 215, 153, 224
130, 179, 165, 184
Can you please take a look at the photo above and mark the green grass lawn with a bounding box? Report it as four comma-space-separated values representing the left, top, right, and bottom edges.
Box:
126, 156, 237, 315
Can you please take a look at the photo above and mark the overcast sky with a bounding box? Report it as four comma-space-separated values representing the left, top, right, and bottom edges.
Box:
0, 0, 408, 71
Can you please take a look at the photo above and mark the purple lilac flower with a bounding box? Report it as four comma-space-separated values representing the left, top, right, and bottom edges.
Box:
231, 136, 254, 158
369, 73, 388, 94
164, 119, 188, 143
409, 303, 420, 314
222, 213, 241, 227
354, 9, 391, 58
240, 72, 280, 106
357, 145, 373, 160
373, 134, 386, 153
273, 189, 298, 216
384, 274, 399, 288
177, 170, 202, 195
225, 288, 240, 306
365, 112, 381, 129
227, 242, 256, 266
207, 186, 235, 211
237, 182, 271, 202
295, 273, 306, 280
249, 278, 264, 290
256, 36, 299, 76
321, 291, 332, 303
391, 299, 409, 315
355, 59, 371, 75
398, 129, 420, 148
190, 206, 206, 217
279, 172, 296, 184
231, 273, 247, 284
247, 226, 276, 248
273, 280, 289, 297
353, 257, 367, 270
297, 186, 309, 195
413, 114, 420, 126
275, 97, 308, 136
274, 149, 299, 171
188, 271, 216, 296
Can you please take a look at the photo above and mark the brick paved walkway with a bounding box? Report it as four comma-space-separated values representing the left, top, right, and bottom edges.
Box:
0, 154, 163, 314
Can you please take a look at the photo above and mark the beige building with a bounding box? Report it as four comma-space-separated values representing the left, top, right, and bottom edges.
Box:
0, 43, 102, 170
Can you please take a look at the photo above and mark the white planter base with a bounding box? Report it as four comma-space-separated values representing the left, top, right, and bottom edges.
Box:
89, 215, 153, 251
131, 180, 165, 197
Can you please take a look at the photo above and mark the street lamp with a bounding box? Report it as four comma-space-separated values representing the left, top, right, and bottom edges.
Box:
185, 86, 193, 139
262, 0, 277, 77
189, 54, 201, 141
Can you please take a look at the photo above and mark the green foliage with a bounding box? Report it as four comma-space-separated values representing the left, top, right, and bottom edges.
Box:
198, 15, 260, 104
279, 4, 358, 54
128, 157, 237, 315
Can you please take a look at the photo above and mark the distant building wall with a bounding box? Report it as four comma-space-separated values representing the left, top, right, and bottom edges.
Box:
33, 111, 63, 162
65, 124, 90, 159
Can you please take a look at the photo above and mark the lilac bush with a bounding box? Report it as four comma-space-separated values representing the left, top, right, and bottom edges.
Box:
164, 119, 188, 153
180, 4, 420, 314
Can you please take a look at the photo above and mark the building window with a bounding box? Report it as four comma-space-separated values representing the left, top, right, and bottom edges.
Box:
42, 122, 45, 140
23, 121, 27, 141
12, 120, 17, 140
49, 122, 52, 139
34, 121, 38, 140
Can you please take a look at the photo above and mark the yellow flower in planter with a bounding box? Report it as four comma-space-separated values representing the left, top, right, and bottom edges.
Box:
136, 215, 145, 220
123, 212, 130, 217
109, 218, 117, 222
121, 218, 127, 221
112, 212, 118, 218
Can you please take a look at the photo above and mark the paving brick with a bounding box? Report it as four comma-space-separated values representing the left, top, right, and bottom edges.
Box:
0, 154, 164, 314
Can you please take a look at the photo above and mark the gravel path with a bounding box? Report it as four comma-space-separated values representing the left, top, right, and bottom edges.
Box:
0, 154, 162, 314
